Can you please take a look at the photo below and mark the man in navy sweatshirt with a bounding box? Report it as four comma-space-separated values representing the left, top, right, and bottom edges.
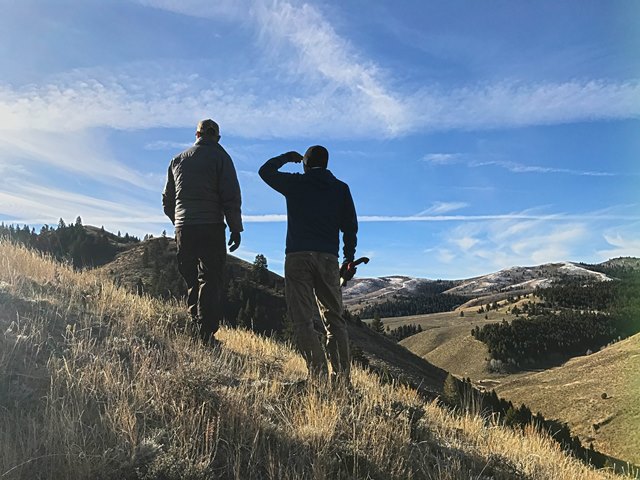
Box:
259, 145, 358, 383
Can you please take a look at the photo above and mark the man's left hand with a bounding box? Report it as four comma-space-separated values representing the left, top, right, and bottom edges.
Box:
228, 231, 241, 252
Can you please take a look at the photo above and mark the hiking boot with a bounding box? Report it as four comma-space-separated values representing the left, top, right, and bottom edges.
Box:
201, 332, 221, 349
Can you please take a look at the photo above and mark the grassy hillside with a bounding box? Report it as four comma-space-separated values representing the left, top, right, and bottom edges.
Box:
390, 298, 522, 378
0, 241, 630, 479
494, 333, 640, 466
397, 299, 640, 467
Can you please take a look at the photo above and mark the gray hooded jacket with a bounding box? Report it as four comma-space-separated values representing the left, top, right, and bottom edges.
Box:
162, 137, 243, 232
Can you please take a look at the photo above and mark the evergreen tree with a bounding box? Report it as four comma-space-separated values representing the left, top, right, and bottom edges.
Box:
370, 311, 385, 334
252, 254, 269, 284
442, 373, 460, 408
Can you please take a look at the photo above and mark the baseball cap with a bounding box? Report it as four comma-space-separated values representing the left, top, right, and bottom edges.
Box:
303, 145, 329, 168
196, 119, 220, 136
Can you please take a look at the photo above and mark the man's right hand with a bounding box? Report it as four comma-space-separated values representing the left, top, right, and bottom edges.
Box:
228, 231, 241, 252
283, 151, 303, 163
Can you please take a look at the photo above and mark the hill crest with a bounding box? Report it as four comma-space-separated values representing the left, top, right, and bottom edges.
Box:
343, 260, 623, 307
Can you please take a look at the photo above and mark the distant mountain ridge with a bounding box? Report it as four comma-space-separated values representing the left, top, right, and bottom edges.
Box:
343, 260, 634, 307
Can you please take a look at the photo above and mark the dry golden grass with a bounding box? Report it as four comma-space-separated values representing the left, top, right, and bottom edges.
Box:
397, 300, 640, 467
396, 299, 526, 378
495, 334, 640, 466
0, 241, 629, 479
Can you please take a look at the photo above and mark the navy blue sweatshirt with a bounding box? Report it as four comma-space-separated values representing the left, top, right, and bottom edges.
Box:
259, 154, 358, 261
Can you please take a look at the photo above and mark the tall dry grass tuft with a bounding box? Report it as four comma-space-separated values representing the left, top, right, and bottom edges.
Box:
0, 240, 627, 479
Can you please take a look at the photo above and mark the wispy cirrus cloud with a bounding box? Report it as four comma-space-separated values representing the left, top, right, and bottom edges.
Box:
0, 129, 154, 189
144, 140, 193, 151
422, 153, 463, 165
417, 201, 469, 215
3, 0, 638, 140
599, 224, 640, 259
420, 206, 640, 277
424, 152, 620, 177
4, 69, 637, 140
438, 216, 590, 274
242, 210, 640, 223
470, 159, 617, 177
0, 182, 164, 234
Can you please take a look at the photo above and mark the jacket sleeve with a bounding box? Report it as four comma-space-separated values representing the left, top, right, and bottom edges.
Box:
340, 185, 358, 262
219, 153, 244, 233
258, 154, 295, 195
162, 164, 176, 224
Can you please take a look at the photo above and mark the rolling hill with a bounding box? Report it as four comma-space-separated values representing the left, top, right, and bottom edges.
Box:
495, 333, 640, 465
397, 297, 640, 466
344, 261, 616, 311
0, 240, 630, 480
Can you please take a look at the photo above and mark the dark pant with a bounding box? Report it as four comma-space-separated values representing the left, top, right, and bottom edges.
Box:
175, 224, 227, 341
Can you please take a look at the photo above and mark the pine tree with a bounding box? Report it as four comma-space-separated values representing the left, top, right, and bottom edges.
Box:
252, 254, 269, 284
442, 373, 461, 408
370, 311, 385, 334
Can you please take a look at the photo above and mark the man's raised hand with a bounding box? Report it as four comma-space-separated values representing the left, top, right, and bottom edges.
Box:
284, 151, 303, 163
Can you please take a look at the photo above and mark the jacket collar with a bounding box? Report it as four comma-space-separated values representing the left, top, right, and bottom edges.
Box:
195, 137, 218, 146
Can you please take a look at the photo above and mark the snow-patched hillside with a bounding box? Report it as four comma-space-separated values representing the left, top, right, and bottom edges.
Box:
343, 261, 613, 305
342, 276, 434, 304
445, 262, 611, 296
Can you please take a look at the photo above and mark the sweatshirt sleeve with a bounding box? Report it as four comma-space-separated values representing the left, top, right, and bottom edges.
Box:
162, 164, 176, 224
340, 185, 358, 262
258, 154, 294, 195
219, 153, 244, 233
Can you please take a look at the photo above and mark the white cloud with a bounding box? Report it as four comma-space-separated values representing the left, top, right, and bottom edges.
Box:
1, 1, 634, 142
423, 153, 462, 165
437, 248, 455, 263
145, 140, 194, 151
412, 80, 640, 132
599, 226, 640, 259
418, 201, 469, 215
470, 159, 617, 177
0, 130, 154, 190
136, 0, 242, 18
435, 215, 597, 275
453, 236, 479, 251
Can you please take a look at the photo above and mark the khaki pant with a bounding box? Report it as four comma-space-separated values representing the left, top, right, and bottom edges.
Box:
285, 252, 351, 380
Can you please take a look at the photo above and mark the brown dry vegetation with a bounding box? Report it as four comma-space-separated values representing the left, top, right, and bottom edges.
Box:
0, 241, 628, 479
495, 334, 640, 466
397, 301, 521, 379
397, 302, 640, 468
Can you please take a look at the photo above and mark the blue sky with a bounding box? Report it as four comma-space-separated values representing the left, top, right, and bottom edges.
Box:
0, 0, 638, 279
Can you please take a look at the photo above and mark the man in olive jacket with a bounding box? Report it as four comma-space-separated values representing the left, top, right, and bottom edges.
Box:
259, 145, 358, 382
163, 119, 243, 344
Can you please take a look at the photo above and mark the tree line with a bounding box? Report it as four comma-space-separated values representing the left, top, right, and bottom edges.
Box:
472, 270, 640, 368
0, 219, 139, 269
359, 281, 466, 319
368, 313, 424, 342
